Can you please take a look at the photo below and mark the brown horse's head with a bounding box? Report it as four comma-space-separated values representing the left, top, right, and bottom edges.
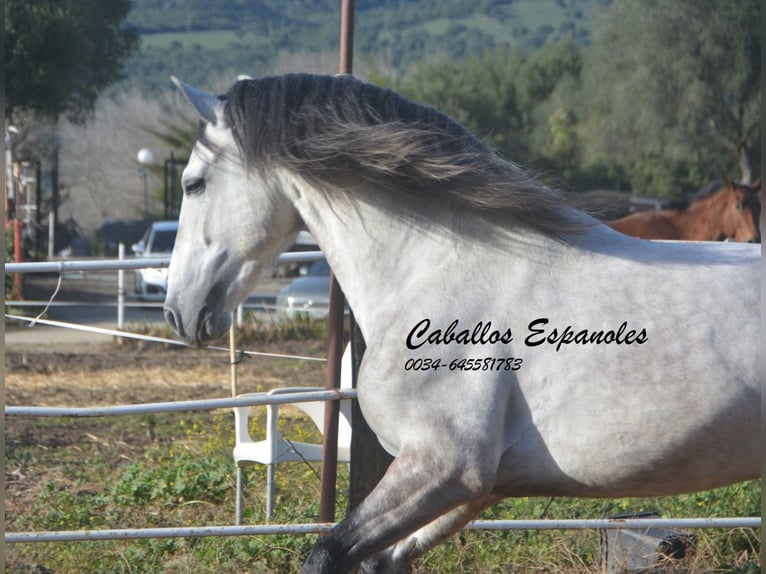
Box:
719, 177, 760, 243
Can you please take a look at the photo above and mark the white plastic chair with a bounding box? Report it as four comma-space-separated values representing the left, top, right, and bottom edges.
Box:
233, 348, 353, 522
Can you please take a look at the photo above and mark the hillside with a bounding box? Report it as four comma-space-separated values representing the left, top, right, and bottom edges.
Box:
116, 0, 610, 94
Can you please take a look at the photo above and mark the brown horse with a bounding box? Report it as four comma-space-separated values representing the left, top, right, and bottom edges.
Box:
607, 178, 761, 242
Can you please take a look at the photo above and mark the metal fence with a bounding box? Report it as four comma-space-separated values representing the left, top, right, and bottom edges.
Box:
5, 248, 326, 326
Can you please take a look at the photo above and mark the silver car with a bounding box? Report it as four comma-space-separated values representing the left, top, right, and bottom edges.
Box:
276, 259, 333, 319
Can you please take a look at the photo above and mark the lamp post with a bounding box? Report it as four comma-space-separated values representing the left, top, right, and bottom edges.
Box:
137, 148, 154, 219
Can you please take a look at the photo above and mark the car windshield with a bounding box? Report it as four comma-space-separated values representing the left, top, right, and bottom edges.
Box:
150, 230, 177, 253
308, 259, 331, 276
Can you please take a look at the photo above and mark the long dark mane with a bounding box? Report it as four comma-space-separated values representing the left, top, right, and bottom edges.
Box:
223, 73, 585, 237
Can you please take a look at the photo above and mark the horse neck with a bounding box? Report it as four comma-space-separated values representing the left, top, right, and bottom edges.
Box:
287, 177, 552, 341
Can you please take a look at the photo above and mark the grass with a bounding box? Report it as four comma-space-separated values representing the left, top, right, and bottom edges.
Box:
6, 406, 760, 572
6, 408, 333, 573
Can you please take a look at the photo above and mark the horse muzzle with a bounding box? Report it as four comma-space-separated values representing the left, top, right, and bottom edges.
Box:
164, 303, 231, 347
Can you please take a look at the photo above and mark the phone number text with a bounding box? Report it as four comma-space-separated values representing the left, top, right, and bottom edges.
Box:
404, 357, 523, 372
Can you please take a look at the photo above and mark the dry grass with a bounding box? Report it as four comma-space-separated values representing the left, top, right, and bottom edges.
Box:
5, 338, 327, 407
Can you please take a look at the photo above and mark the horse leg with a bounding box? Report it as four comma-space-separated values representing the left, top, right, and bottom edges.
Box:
301, 446, 497, 574
359, 494, 502, 574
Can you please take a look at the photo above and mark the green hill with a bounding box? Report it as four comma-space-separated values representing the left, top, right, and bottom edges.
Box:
116, 0, 610, 94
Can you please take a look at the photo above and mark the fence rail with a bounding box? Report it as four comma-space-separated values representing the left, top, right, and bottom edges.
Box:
5, 389, 357, 418
4, 250, 326, 329
7, 517, 759, 544
4, 250, 324, 274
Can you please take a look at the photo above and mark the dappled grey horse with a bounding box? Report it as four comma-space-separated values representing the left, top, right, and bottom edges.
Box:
163, 74, 760, 573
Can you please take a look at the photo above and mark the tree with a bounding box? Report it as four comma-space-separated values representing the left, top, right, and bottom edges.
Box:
394, 42, 584, 176
396, 50, 526, 162
579, 0, 760, 195
57, 89, 194, 231
5, 0, 138, 122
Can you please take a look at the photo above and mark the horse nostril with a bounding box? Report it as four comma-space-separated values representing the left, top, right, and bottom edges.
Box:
164, 307, 183, 336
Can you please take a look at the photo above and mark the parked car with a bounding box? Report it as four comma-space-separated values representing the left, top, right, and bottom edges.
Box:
276, 258, 334, 319
277, 230, 321, 277
132, 221, 178, 301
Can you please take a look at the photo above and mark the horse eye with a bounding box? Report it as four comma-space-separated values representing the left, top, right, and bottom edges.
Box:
735, 202, 743, 211
184, 178, 206, 195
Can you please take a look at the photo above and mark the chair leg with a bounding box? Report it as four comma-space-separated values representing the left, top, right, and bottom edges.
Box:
266, 462, 276, 522
235, 466, 244, 526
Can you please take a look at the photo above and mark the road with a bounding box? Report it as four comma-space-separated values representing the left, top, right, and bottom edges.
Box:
5, 270, 291, 350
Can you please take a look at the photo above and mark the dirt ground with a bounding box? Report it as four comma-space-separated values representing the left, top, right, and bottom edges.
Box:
5, 271, 325, 407
5, 338, 328, 408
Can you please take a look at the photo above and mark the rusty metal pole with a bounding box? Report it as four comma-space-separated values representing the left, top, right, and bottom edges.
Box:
318, 274, 345, 523
318, 0, 354, 525
338, 0, 354, 75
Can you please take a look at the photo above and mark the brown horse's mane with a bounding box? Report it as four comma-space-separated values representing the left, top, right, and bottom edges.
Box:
221, 73, 587, 238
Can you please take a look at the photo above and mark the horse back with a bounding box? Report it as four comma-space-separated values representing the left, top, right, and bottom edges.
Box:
607, 210, 679, 239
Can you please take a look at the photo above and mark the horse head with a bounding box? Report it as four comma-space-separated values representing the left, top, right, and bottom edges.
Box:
719, 177, 760, 243
163, 78, 303, 346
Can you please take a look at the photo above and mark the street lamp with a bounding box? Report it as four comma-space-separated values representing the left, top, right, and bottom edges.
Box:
137, 148, 154, 219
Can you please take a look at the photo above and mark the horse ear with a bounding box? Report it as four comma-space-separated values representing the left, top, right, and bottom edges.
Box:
171, 76, 224, 125
721, 175, 733, 188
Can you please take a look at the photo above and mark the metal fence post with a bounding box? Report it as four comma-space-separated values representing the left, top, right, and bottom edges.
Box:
117, 242, 125, 341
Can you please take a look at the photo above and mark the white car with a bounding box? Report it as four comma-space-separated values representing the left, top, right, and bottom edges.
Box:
132, 221, 178, 301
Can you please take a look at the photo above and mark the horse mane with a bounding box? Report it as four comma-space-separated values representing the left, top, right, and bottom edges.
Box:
222, 73, 586, 238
